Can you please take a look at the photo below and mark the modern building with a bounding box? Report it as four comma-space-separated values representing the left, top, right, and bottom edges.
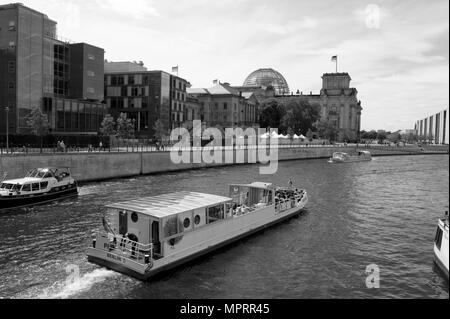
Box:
104, 61, 147, 73
187, 82, 259, 130
415, 108, 449, 144
104, 67, 189, 137
0, 3, 107, 136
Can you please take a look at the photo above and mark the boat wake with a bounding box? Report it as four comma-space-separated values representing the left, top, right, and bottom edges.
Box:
36, 268, 118, 299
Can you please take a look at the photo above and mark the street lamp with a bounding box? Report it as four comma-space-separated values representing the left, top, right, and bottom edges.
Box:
5, 107, 9, 152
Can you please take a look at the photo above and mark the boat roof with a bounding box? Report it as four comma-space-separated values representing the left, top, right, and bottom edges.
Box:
229, 182, 274, 190
106, 191, 232, 218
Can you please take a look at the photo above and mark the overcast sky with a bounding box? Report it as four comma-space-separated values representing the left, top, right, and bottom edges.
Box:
23, 0, 449, 131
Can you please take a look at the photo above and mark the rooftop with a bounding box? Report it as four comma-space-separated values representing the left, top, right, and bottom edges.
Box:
107, 191, 232, 218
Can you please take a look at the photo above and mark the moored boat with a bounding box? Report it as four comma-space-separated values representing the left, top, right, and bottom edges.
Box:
329, 150, 372, 163
87, 182, 308, 280
434, 211, 449, 279
0, 167, 78, 212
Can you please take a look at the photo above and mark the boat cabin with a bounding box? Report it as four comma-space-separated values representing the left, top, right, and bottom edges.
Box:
103, 191, 233, 258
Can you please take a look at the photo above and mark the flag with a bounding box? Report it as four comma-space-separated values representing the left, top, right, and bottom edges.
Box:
172, 66, 179, 73
331, 55, 337, 62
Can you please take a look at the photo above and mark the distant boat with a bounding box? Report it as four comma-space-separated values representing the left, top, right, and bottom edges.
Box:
87, 182, 308, 280
434, 211, 449, 279
329, 151, 372, 163
0, 167, 78, 212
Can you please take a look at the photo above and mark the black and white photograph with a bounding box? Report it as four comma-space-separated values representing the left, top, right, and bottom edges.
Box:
0, 0, 448, 305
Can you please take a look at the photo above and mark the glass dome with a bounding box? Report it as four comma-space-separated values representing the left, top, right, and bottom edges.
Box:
243, 68, 290, 95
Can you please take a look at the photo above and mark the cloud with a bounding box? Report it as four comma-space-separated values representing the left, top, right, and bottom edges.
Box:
94, 0, 160, 19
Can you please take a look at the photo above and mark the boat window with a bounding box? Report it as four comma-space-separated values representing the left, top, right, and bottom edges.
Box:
31, 183, 40, 191
183, 217, 191, 229
194, 215, 201, 225
12, 184, 21, 191
40, 181, 49, 189
163, 216, 180, 238
2, 183, 13, 190
131, 212, 139, 223
37, 172, 45, 178
44, 172, 53, 178
207, 204, 225, 224
22, 184, 31, 192
435, 227, 443, 250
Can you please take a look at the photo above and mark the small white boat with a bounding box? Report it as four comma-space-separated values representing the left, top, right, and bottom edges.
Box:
434, 211, 449, 279
87, 182, 308, 280
0, 167, 78, 211
329, 151, 372, 163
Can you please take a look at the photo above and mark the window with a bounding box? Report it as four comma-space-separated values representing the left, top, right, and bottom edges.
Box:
88, 54, 95, 60
8, 61, 15, 73
207, 205, 225, 224
183, 218, 191, 229
129, 76, 135, 85
8, 41, 15, 49
131, 212, 139, 223
87, 71, 95, 77
31, 183, 40, 191
8, 21, 16, 31
194, 215, 201, 225
224, 102, 228, 110
22, 184, 31, 192
435, 227, 443, 250
40, 182, 49, 189
87, 88, 95, 94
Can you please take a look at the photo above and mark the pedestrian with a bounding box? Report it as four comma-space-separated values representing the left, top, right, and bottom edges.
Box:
99, 141, 103, 151
288, 179, 293, 188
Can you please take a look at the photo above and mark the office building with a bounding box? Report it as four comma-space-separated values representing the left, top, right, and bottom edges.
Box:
0, 3, 107, 136
415, 108, 449, 144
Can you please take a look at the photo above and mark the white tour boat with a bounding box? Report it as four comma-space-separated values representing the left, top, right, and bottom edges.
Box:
434, 211, 449, 279
87, 182, 308, 280
329, 150, 372, 163
0, 167, 78, 211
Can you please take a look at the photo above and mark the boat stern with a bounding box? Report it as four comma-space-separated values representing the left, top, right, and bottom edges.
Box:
87, 233, 154, 280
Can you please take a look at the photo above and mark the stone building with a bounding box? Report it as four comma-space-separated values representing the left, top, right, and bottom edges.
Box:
187, 83, 259, 131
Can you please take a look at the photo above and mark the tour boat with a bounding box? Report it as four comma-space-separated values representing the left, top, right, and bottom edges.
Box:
87, 182, 308, 280
329, 151, 372, 163
434, 211, 449, 279
0, 167, 78, 211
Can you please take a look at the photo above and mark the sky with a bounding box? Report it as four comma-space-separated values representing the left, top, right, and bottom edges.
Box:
17, 0, 449, 131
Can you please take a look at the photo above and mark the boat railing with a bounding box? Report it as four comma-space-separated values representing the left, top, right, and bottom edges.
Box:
275, 193, 304, 212
97, 233, 153, 264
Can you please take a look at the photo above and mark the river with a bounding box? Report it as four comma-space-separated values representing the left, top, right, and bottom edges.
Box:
0, 155, 448, 299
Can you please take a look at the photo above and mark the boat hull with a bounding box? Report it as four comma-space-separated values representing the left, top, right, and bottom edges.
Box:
0, 185, 78, 211
87, 197, 308, 280
434, 250, 449, 280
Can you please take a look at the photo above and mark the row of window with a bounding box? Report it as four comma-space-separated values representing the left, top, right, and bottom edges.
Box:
172, 79, 187, 91
172, 91, 186, 101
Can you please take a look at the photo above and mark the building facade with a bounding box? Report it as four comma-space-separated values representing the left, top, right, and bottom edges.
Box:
104, 69, 189, 137
415, 108, 449, 144
0, 3, 107, 136
187, 83, 259, 130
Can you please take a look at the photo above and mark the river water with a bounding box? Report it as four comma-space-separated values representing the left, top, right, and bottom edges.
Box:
0, 155, 448, 299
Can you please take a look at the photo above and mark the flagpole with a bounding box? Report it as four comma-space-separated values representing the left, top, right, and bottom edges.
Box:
336, 57, 338, 73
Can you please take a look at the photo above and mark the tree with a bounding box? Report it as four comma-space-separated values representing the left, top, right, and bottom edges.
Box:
116, 113, 135, 139
377, 130, 388, 144
153, 119, 167, 142
315, 120, 339, 142
99, 114, 116, 137
306, 129, 314, 141
259, 99, 286, 130
338, 129, 357, 143
286, 127, 294, 144
25, 107, 50, 151
387, 132, 401, 144
280, 100, 320, 135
